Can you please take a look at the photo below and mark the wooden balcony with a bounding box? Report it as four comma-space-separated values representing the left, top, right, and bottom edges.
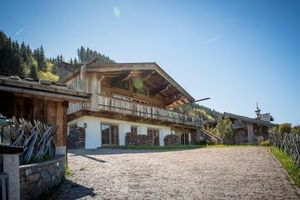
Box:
68, 95, 202, 127
232, 122, 246, 129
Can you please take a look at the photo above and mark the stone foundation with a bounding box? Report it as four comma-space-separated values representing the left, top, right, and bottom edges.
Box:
164, 134, 181, 145
68, 127, 85, 149
20, 156, 65, 200
125, 132, 153, 145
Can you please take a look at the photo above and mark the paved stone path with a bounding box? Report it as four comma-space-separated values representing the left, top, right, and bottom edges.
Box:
52, 147, 300, 199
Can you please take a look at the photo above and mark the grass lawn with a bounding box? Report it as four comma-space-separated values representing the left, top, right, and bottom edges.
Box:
270, 146, 300, 188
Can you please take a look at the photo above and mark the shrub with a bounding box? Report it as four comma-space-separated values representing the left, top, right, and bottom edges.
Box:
292, 125, 300, 134
279, 123, 292, 134
38, 71, 59, 82
216, 117, 233, 143
272, 126, 279, 133
260, 140, 270, 146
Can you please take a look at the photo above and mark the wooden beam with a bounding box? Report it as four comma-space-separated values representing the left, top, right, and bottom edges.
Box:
111, 71, 132, 86
98, 74, 105, 81
164, 94, 182, 106
142, 71, 156, 81
150, 84, 171, 96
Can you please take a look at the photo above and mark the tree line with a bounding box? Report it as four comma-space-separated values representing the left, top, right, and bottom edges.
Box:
0, 31, 115, 81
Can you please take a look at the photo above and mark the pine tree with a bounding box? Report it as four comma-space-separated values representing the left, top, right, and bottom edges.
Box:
29, 64, 38, 79
76, 46, 115, 64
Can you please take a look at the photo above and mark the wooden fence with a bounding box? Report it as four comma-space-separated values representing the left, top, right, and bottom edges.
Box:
269, 132, 300, 168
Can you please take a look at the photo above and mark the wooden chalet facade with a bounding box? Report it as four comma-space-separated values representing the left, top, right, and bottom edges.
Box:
58, 62, 203, 148
225, 112, 274, 144
0, 75, 90, 154
205, 109, 275, 144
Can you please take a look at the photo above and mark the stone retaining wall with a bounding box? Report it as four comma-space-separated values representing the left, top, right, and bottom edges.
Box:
68, 127, 85, 149
125, 132, 153, 145
164, 134, 181, 145
20, 156, 65, 199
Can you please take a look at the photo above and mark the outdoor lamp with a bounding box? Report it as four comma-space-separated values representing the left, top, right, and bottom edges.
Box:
0, 114, 12, 145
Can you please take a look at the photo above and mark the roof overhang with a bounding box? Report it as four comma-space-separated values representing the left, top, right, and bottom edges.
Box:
0, 76, 90, 103
223, 112, 275, 127
58, 62, 195, 104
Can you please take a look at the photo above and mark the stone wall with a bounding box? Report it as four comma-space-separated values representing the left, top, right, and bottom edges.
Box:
125, 132, 153, 145
68, 127, 85, 149
20, 156, 65, 199
164, 134, 181, 145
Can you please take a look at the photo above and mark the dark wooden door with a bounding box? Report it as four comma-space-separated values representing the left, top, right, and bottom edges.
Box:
147, 128, 159, 146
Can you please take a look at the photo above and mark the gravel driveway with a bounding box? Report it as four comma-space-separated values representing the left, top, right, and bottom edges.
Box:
52, 147, 300, 200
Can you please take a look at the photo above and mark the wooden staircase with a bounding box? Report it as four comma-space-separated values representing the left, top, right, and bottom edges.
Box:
199, 128, 223, 144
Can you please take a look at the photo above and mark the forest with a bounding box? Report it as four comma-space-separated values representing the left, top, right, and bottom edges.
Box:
0, 31, 114, 82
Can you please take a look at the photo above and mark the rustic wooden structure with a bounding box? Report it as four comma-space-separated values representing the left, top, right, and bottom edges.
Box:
0, 75, 90, 154
223, 112, 275, 144
58, 62, 203, 148
269, 132, 300, 168
206, 111, 275, 144
8, 117, 57, 164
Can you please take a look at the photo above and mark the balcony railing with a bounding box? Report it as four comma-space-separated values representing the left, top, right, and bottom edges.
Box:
68, 95, 202, 127
232, 122, 246, 129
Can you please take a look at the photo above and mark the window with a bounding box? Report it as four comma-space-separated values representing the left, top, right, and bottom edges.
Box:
181, 133, 189, 145
147, 128, 159, 146
101, 124, 119, 146
131, 126, 137, 134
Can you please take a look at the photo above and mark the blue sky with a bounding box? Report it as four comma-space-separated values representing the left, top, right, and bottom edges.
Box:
1, 0, 299, 125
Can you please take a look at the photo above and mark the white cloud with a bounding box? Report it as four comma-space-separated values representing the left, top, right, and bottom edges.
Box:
15, 27, 24, 35
204, 35, 222, 44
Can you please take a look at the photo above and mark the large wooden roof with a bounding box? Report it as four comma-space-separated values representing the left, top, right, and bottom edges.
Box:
223, 112, 275, 127
0, 75, 90, 102
58, 62, 196, 107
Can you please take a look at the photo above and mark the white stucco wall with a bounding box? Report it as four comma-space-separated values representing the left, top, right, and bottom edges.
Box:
68, 116, 101, 149
68, 116, 172, 149
159, 128, 171, 146
137, 126, 148, 135
119, 123, 131, 146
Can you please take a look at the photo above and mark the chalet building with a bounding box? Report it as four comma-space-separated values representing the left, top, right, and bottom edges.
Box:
58, 62, 203, 149
0, 75, 90, 154
206, 106, 275, 144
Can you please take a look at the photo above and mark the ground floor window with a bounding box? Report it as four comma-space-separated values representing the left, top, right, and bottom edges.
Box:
101, 124, 119, 146
181, 133, 189, 145
147, 128, 159, 146
131, 126, 137, 134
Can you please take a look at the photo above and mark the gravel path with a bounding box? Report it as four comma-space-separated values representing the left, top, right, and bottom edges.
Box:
52, 147, 300, 200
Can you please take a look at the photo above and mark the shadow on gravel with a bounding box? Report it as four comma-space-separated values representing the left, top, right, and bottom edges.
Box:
68, 147, 201, 156
82, 154, 107, 163
50, 179, 96, 200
